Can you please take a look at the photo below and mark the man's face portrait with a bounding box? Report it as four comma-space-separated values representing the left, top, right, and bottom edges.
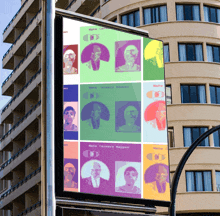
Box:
91, 45, 101, 62
91, 104, 101, 120
64, 109, 75, 125
64, 50, 76, 66
124, 45, 138, 64
155, 165, 168, 184
124, 170, 138, 186
91, 162, 101, 179
64, 163, 76, 181
124, 106, 138, 123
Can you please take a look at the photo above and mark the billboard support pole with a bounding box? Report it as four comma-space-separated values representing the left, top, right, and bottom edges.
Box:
169, 124, 220, 216
46, 0, 56, 215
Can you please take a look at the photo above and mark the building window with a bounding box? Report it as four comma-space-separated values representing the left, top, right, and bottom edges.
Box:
176, 4, 200, 21
166, 85, 172, 105
213, 129, 220, 147
168, 127, 174, 147
207, 45, 220, 63
179, 44, 203, 61
112, 18, 117, 23
204, 6, 220, 23
121, 10, 140, 27
186, 171, 212, 191
181, 85, 206, 103
143, 5, 167, 24
164, 44, 170, 63
183, 127, 209, 147
210, 85, 220, 104
216, 171, 220, 191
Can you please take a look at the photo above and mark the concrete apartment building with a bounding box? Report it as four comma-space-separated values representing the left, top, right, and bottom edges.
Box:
0, 0, 220, 215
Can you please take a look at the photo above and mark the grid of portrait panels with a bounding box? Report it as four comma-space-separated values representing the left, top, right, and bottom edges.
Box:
63, 17, 170, 202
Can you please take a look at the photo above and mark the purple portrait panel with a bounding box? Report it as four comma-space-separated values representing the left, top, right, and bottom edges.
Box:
115, 40, 141, 72
81, 43, 110, 71
115, 101, 141, 133
80, 142, 141, 198
64, 158, 78, 192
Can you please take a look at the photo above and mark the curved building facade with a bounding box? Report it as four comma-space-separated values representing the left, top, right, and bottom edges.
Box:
67, 0, 220, 214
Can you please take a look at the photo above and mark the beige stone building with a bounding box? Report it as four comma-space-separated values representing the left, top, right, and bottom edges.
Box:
0, 0, 220, 215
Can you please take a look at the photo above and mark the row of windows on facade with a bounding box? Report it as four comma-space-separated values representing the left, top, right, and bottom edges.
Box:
163, 43, 220, 63
166, 85, 220, 105
168, 126, 220, 148
113, 5, 220, 26
185, 171, 220, 192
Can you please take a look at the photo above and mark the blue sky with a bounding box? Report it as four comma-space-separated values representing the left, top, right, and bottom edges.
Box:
0, 0, 21, 110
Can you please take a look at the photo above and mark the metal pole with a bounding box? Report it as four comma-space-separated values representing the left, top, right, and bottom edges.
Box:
46, 0, 55, 215
169, 124, 220, 216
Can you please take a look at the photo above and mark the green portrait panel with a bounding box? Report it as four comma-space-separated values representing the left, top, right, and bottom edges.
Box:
80, 26, 142, 83
143, 38, 165, 81
80, 83, 141, 142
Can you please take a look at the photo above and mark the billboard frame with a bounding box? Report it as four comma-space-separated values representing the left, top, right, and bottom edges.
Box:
54, 8, 171, 209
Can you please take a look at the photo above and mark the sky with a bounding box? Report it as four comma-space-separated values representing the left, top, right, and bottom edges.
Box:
0, 0, 21, 111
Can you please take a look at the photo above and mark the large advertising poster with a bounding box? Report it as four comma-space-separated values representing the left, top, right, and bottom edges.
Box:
62, 17, 170, 203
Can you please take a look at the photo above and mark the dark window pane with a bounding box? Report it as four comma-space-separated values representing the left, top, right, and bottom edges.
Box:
210, 7, 217, 22
190, 86, 198, 103
200, 127, 209, 146
192, 128, 200, 143
144, 8, 151, 24
187, 44, 195, 61
152, 8, 156, 23
210, 86, 217, 104
185, 5, 193, 20
128, 13, 134, 26
181, 85, 190, 103
217, 87, 220, 104
203, 171, 212, 191
195, 172, 203, 191
134, 11, 140, 26
213, 130, 220, 147
186, 172, 195, 191
122, 15, 128, 25
213, 46, 220, 62
184, 128, 192, 147
155, 7, 159, 22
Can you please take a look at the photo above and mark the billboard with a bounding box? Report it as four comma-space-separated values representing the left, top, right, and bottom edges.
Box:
55, 13, 170, 207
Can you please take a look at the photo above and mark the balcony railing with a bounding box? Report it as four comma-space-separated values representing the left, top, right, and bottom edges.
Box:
0, 133, 41, 172
65, 0, 76, 10
91, 6, 100, 16
1, 38, 41, 87
17, 201, 41, 216
0, 167, 41, 201
2, 8, 42, 61
0, 100, 41, 141
1, 69, 41, 114
3, 0, 29, 34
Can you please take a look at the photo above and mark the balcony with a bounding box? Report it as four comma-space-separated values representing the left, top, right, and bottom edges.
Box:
0, 167, 41, 210
0, 101, 41, 151
17, 201, 41, 216
167, 104, 220, 124
67, 0, 99, 15
2, 39, 41, 96
3, 0, 40, 43
1, 69, 41, 123
0, 134, 41, 179
2, 8, 41, 69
